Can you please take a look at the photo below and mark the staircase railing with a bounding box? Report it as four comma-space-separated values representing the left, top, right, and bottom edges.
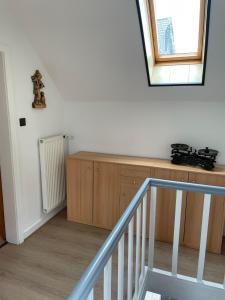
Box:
68, 178, 225, 300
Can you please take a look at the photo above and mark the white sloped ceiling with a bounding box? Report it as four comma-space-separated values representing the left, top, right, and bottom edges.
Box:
5, 0, 225, 102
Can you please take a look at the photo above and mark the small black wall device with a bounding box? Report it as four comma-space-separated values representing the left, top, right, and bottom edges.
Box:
19, 118, 26, 127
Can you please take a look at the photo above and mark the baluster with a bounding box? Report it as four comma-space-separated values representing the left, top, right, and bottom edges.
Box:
118, 234, 125, 300
104, 257, 112, 300
135, 204, 142, 296
172, 190, 183, 276
87, 289, 94, 300
223, 275, 225, 288
197, 194, 211, 282
127, 217, 134, 300
141, 194, 147, 279
148, 187, 157, 269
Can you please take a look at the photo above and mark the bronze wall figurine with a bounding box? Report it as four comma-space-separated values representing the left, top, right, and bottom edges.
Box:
31, 70, 46, 108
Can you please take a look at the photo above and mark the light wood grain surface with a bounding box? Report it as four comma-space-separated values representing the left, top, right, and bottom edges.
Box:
67, 159, 93, 225
93, 162, 120, 229
153, 168, 188, 244
67, 152, 225, 253
184, 172, 225, 253
68, 152, 225, 176
0, 210, 224, 300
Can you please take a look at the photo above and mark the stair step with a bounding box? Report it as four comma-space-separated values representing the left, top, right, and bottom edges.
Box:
145, 291, 178, 300
145, 292, 161, 299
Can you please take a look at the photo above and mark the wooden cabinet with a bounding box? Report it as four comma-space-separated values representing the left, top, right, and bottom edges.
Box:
184, 173, 225, 254
152, 168, 188, 243
119, 165, 151, 235
67, 152, 225, 254
119, 165, 150, 216
93, 162, 120, 230
67, 159, 93, 225
120, 183, 139, 216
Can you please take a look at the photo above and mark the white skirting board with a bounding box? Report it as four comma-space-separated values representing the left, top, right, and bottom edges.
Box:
23, 201, 66, 239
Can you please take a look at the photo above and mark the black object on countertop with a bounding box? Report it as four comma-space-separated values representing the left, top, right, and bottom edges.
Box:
171, 144, 218, 171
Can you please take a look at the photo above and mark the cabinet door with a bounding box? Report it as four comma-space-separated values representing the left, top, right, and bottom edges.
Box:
119, 165, 151, 216
152, 168, 188, 243
119, 165, 151, 235
67, 159, 93, 225
120, 182, 151, 236
120, 183, 141, 216
184, 173, 225, 254
0, 172, 5, 240
93, 162, 120, 229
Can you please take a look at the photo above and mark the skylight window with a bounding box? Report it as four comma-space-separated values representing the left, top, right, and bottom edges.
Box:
136, 0, 211, 86
151, 0, 204, 62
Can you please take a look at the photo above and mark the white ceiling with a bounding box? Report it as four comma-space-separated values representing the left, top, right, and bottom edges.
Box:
5, 0, 225, 102
6, 0, 146, 101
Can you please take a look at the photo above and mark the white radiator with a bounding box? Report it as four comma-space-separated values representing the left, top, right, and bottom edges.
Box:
39, 135, 67, 214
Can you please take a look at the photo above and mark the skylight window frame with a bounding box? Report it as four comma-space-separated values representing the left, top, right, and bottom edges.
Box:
148, 0, 206, 64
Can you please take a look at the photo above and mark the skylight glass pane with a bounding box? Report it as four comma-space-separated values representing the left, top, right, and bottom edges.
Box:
154, 0, 201, 55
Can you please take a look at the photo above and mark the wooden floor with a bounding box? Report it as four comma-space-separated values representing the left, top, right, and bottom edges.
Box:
222, 237, 225, 255
0, 209, 224, 300
0, 239, 6, 248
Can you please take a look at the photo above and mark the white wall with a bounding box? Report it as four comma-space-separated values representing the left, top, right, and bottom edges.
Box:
62, 0, 225, 164
0, 1, 65, 242
1, 0, 225, 241
6, 0, 225, 163
0, 52, 21, 243
65, 100, 225, 163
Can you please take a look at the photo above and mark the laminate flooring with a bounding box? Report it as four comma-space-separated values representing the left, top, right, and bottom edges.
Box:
0, 210, 224, 300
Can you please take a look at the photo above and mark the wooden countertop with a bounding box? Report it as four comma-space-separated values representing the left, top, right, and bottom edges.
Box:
67, 151, 225, 176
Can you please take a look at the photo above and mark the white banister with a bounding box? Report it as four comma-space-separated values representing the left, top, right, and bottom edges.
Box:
197, 193, 211, 282
141, 194, 147, 278
127, 217, 134, 300
87, 289, 94, 300
104, 257, 112, 300
172, 190, 183, 276
148, 187, 157, 269
135, 204, 142, 295
118, 234, 125, 300
69, 178, 225, 300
